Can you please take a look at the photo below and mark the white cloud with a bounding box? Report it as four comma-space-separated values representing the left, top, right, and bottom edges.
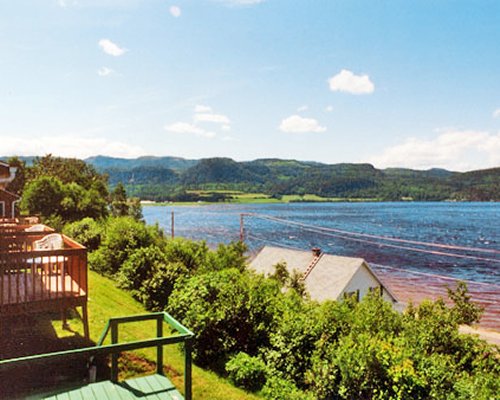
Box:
97, 66, 114, 76
279, 115, 326, 133
325, 105, 334, 113
169, 5, 181, 17
297, 105, 308, 112
164, 105, 231, 139
194, 104, 213, 113
0, 135, 144, 159
367, 129, 500, 171
194, 113, 231, 124
216, 0, 266, 6
493, 108, 500, 118
98, 39, 127, 56
165, 122, 216, 138
328, 69, 374, 95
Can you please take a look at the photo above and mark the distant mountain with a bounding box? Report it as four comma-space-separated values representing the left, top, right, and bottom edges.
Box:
82, 155, 499, 201
85, 155, 198, 172
3, 154, 497, 201
383, 167, 455, 179
0, 156, 37, 166
182, 158, 269, 185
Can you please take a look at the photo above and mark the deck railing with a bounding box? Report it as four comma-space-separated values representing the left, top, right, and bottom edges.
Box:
0, 232, 87, 312
0, 312, 194, 400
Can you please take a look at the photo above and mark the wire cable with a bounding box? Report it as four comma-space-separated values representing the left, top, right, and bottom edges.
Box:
244, 213, 499, 254
243, 213, 500, 264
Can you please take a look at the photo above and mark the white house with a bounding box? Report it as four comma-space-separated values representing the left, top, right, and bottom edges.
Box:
0, 160, 19, 219
249, 246, 398, 304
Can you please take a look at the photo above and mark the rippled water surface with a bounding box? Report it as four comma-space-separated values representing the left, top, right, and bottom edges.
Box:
144, 202, 499, 284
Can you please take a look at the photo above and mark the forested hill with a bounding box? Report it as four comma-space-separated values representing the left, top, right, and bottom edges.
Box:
83, 155, 500, 202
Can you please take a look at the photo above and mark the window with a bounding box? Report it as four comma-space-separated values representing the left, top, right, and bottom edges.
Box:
0, 201, 5, 217
344, 289, 360, 302
369, 285, 384, 297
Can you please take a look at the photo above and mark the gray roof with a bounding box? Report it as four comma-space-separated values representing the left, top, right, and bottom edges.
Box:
249, 245, 396, 302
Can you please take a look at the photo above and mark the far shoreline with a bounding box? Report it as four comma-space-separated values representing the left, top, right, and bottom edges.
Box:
140, 197, 495, 207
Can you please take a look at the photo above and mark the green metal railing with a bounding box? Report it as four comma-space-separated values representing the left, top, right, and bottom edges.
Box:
0, 312, 194, 400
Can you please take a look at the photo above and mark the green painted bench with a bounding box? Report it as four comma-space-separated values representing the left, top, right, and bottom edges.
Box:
0, 312, 193, 400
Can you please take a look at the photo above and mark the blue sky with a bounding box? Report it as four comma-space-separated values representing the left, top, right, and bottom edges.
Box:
1, 0, 499, 171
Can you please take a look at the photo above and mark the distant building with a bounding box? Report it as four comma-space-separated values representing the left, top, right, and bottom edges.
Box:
0, 160, 19, 219
249, 245, 397, 304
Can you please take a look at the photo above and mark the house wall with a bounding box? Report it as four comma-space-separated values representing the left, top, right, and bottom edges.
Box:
0, 163, 16, 190
0, 164, 10, 180
0, 192, 17, 218
340, 264, 395, 303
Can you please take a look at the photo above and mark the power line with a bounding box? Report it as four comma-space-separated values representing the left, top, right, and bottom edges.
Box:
246, 232, 500, 289
243, 213, 500, 264
374, 264, 500, 288
245, 213, 499, 255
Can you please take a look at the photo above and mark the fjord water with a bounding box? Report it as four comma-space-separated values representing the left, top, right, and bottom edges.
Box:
143, 202, 499, 285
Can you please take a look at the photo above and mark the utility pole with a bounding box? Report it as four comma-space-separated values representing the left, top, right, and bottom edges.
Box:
171, 211, 175, 239
240, 213, 244, 243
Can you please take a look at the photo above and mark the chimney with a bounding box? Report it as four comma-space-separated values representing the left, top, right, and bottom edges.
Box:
312, 247, 321, 257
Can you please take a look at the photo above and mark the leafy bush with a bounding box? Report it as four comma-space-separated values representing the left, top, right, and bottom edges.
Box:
141, 261, 188, 311
163, 238, 212, 273
168, 269, 281, 370
447, 281, 484, 325
63, 217, 103, 251
89, 217, 155, 275
264, 297, 352, 388
117, 245, 168, 294
225, 352, 266, 392
21, 176, 65, 219
261, 375, 314, 400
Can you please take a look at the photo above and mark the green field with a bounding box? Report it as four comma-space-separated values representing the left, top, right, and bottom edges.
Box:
144, 191, 378, 206
50, 271, 261, 400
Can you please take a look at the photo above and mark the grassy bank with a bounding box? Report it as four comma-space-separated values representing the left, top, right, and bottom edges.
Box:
143, 191, 379, 206
50, 271, 261, 400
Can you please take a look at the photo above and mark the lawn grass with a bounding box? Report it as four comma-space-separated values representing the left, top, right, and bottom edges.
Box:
55, 271, 261, 400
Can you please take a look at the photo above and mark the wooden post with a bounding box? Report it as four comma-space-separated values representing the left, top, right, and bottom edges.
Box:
184, 338, 192, 400
82, 303, 90, 340
111, 321, 119, 382
171, 211, 175, 239
156, 315, 164, 375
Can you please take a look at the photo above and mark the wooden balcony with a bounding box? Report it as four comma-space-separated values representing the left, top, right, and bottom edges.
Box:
0, 223, 89, 338
0, 312, 194, 400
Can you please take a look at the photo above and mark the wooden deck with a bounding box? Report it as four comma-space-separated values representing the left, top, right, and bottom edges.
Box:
0, 224, 89, 337
1, 271, 84, 305
33, 374, 184, 400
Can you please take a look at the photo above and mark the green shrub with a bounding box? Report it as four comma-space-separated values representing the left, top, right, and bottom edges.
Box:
261, 375, 314, 400
141, 261, 188, 311
168, 269, 281, 370
164, 238, 212, 272
89, 216, 155, 275
225, 352, 266, 392
117, 245, 167, 294
63, 217, 103, 251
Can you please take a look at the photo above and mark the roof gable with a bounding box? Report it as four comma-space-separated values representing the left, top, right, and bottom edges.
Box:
249, 246, 313, 276
249, 245, 397, 303
305, 254, 365, 301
